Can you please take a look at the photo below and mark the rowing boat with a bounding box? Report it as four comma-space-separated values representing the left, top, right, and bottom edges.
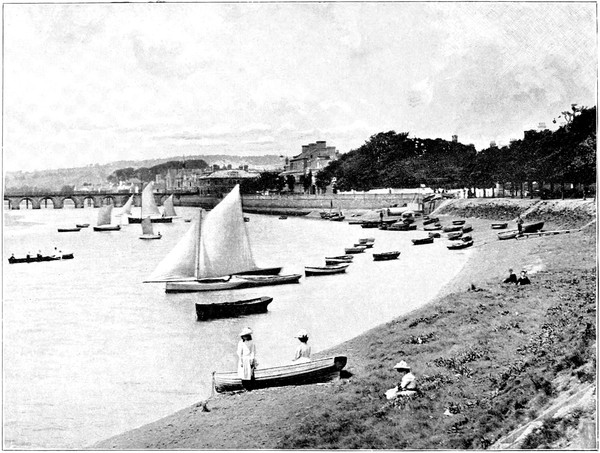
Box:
447, 231, 463, 240
373, 251, 400, 261
354, 242, 374, 248
412, 237, 434, 245
461, 224, 473, 233
498, 230, 519, 240
428, 232, 441, 238
345, 246, 367, 254
491, 223, 508, 229
452, 220, 466, 225
195, 296, 273, 321
58, 227, 81, 232
213, 356, 348, 393
522, 221, 545, 233
447, 240, 473, 250
305, 263, 350, 276
442, 225, 463, 233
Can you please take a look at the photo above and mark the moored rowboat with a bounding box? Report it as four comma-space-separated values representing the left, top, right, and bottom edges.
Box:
195, 296, 273, 321
461, 224, 473, 233
354, 242, 374, 248
237, 274, 302, 288
76, 223, 90, 228
345, 246, 367, 254
447, 240, 473, 250
443, 225, 463, 233
305, 263, 350, 276
491, 223, 508, 229
213, 356, 348, 393
452, 220, 466, 225
373, 251, 400, 261
58, 227, 81, 232
412, 237, 434, 245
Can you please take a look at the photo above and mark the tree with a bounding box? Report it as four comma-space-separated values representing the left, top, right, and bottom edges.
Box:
286, 175, 296, 192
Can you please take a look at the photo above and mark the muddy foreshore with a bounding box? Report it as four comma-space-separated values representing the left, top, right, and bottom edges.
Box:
92, 198, 596, 450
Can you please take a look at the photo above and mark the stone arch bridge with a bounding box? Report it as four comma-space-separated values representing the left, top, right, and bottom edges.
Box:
3, 191, 196, 210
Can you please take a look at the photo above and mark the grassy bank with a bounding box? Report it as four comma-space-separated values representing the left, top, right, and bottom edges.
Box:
93, 206, 596, 450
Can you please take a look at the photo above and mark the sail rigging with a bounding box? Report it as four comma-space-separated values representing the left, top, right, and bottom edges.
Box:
146, 185, 257, 282
163, 195, 177, 217
121, 195, 134, 216
141, 183, 161, 218
97, 205, 113, 226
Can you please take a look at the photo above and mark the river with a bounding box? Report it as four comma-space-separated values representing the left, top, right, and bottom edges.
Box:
3, 206, 471, 448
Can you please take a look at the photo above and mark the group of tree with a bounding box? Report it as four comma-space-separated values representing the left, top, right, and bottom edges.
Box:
314, 105, 596, 197
107, 159, 210, 184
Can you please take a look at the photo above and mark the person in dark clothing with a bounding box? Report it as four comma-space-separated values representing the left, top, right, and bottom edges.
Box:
517, 270, 531, 286
503, 268, 518, 284
517, 216, 524, 235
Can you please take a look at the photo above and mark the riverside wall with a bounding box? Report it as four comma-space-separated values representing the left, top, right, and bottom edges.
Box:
175, 192, 424, 214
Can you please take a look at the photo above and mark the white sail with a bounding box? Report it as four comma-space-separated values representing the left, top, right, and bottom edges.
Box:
97, 205, 113, 226
146, 219, 199, 282
162, 195, 177, 217
146, 185, 257, 282
121, 195, 134, 216
141, 182, 161, 218
141, 217, 154, 235
198, 185, 256, 278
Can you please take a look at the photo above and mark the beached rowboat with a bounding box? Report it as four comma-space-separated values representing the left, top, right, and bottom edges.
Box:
491, 223, 508, 229
447, 231, 463, 240
452, 220, 466, 225
423, 217, 440, 225
461, 224, 473, 233
373, 251, 400, 261
358, 238, 375, 244
447, 240, 473, 250
213, 356, 348, 393
354, 242, 374, 248
522, 221, 544, 233
428, 232, 441, 238
58, 227, 81, 232
195, 296, 273, 321
443, 225, 463, 233
305, 263, 350, 276
423, 224, 442, 231
498, 230, 519, 240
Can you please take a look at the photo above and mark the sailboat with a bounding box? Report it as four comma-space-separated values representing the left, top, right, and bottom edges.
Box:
139, 217, 162, 240
145, 185, 296, 293
128, 182, 174, 224
93, 204, 121, 231
162, 194, 178, 218
119, 195, 134, 217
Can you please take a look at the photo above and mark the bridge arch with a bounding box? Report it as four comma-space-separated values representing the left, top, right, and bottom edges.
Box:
82, 197, 96, 208
101, 196, 115, 206
63, 198, 77, 209
18, 198, 35, 209
39, 197, 55, 209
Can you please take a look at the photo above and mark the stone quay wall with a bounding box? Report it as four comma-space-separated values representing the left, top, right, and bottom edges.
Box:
176, 192, 424, 215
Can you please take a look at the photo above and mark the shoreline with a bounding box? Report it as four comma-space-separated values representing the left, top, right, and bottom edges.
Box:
92, 201, 596, 449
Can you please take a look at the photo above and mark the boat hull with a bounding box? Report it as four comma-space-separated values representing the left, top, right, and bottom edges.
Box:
373, 251, 400, 261
442, 225, 463, 233
58, 227, 81, 232
523, 221, 544, 233
447, 240, 474, 250
234, 267, 283, 276
195, 296, 273, 321
8, 253, 74, 264
165, 278, 248, 293
237, 274, 302, 288
412, 237, 434, 245
498, 230, 519, 240
93, 225, 121, 231
139, 234, 162, 240
491, 223, 508, 229
345, 247, 366, 254
128, 216, 173, 224
213, 356, 348, 393
305, 264, 349, 276
76, 223, 90, 228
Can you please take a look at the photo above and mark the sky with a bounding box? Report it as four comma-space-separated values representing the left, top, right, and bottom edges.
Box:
3, 2, 597, 172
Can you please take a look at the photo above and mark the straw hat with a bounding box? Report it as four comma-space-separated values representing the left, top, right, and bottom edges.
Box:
394, 360, 410, 371
296, 329, 309, 338
239, 327, 253, 337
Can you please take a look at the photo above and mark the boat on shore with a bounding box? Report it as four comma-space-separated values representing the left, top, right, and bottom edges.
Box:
8, 253, 74, 264
305, 263, 350, 276
325, 255, 354, 265
447, 240, 474, 250
491, 222, 508, 229
442, 225, 462, 233
423, 224, 442, 231
76, 223, 90, 228
498, 230, 520, 240
428, 232, 441, 238
354, 242, 374, 248
93, 205, 121, 231
452, 220, 466, 225
522, 221, 545, 233
461, 224, 473, 233
360, 221, 381, 229
358, 238, 375, 244
423, 217, 439, 225
383, 222, 417, 231
213, 356, 348, 393
412, 237, 434, 245
447, 231, 463, 240
195, 296, 273, 321
373, 251, 400, 261
147, 185, 288, 293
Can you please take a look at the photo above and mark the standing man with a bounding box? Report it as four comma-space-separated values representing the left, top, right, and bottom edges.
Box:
517, 215, 524, 235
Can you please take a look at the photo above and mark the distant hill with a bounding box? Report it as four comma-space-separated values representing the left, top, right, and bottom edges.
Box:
4, 154, 285, 191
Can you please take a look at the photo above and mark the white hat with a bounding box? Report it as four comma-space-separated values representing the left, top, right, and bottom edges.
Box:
296, 329, 309, 338
394, 360, 410, 371
239, 327, 253, 336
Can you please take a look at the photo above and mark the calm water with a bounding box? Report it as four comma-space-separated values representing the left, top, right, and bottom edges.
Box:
3, 207, 471, 449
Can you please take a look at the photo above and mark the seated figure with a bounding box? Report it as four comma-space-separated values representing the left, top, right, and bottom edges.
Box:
385, 360, 417, 399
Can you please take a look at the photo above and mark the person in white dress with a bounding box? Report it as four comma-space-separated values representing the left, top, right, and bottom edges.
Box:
292, 329, 311, 363
237, 327, 257, 390
385, 360, 417, 399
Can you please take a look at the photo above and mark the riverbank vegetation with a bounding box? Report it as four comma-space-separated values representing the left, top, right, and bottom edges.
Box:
316, 105, 596, 197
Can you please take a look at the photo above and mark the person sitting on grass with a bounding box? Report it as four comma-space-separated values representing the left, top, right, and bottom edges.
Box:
503, 268, 518, 284
385, 360, 417, 399
517, 270, 531, 286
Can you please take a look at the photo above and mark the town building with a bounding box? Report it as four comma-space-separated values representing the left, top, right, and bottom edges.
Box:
280, 141, 339, 194
197, 168, 259, 197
